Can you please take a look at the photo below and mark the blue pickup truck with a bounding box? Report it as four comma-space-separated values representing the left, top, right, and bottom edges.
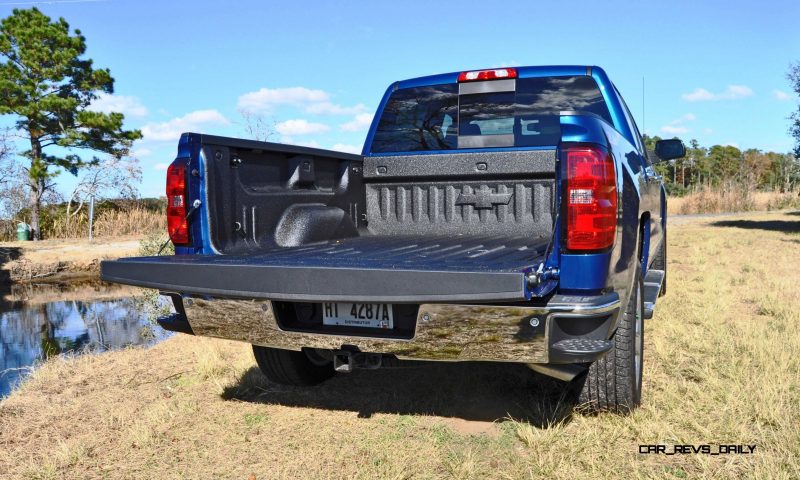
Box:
102, 66, 685, 413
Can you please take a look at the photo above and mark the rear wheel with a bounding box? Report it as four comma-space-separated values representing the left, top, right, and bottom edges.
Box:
576, 267, 644, 413
252, 345, 335, 386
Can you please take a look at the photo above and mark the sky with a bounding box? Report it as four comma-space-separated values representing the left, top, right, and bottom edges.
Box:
0, 0, 798, 198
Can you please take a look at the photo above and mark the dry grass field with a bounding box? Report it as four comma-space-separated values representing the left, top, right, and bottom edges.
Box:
0, 206, 165, 243
667, 188, 800, 215
44, 206, 165, 241
1, 211, 799, 479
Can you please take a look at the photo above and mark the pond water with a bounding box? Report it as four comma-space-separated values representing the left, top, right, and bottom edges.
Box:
0, 280, 170, 398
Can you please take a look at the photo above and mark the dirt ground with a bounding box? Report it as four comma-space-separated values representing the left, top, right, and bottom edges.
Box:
0, 236, 141, 283
1, 212, 799, 479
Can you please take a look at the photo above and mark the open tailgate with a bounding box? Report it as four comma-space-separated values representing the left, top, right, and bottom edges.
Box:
101, 235, 546, 303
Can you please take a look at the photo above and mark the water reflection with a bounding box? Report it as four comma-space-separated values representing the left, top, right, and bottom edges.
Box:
0, 281, 169, 397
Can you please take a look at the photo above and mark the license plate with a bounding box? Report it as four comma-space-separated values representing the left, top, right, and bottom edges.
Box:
322, 303, 394, 329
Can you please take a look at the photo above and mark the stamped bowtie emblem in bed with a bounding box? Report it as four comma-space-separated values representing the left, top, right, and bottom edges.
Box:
455, 185, 513, 209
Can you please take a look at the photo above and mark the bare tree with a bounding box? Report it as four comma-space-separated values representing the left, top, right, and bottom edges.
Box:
789, 62, 800, 158
0, 129, 23, 220
240, 111, 277, 142
65, 156, 142, 224
0, 128, 12, 182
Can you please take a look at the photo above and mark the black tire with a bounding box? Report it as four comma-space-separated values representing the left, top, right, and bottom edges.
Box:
651, 233, 667, 296
252, 346, 335, 386
577, 267, 644, 413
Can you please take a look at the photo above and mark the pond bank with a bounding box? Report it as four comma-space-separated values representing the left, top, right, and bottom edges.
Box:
0, 236, 141, 284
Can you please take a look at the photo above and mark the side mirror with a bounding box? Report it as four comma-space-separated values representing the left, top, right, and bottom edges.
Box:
654, 139, 686, 161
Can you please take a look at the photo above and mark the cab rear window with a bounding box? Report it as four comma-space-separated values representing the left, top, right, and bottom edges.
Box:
370, 76, 611, 154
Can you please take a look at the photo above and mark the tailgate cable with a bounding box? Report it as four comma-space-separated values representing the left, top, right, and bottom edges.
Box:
527, 210, 560, 295
157, 199, 202, 255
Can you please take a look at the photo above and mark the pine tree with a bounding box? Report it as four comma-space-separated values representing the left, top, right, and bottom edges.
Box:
0, 8, 141, 239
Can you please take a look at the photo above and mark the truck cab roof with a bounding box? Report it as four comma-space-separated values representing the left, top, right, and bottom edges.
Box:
396, 65, 604, 89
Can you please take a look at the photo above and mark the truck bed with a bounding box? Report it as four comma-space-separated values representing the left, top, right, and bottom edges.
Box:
101, 234, 549, 303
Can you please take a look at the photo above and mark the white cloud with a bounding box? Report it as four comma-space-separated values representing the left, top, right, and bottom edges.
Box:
141, 110, 230, 142
667, 113, 696, 125
275, 119, 330, 136
723, 85, 754, 99
682, 88, 714, 102
305, 102, 368, 115
132, 148, 152, 158
331, 143, 362, 154
237, 87, 328, 113
88, 93, 149, 118
237, 86, 367, 117
773, 89, 791, 101
340, 113, 374, 132
682, 85, 754, 101
661, 113, 695, 135
660, 125, 689, 135
723, 142, 740, 148
154, 163, 170, 171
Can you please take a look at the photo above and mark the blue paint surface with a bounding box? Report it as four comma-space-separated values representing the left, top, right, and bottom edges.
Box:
559, 253, 612, 292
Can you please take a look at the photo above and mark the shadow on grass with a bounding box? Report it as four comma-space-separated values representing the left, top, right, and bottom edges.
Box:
711, 218, 800, 234
222, 361, 581, 428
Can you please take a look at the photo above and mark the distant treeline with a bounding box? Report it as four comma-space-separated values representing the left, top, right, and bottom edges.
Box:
644, 135, 800, 196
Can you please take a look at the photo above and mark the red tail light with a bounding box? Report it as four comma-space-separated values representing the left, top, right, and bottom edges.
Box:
565, 145, 617, 250
458, 68, 517, 82
166, 160, 189, 245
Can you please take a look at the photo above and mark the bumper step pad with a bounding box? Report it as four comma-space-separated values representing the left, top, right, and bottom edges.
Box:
550, 338, 613, 363
643, 269, 665, 319
551, 338, 613, 355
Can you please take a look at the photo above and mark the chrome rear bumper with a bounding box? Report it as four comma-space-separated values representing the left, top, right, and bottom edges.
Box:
168, 293, 620, 364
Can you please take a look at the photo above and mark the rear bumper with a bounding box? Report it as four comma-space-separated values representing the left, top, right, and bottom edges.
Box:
167, 293, 620, 364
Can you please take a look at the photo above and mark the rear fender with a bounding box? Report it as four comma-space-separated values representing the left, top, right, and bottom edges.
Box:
556, 114, 643, 301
